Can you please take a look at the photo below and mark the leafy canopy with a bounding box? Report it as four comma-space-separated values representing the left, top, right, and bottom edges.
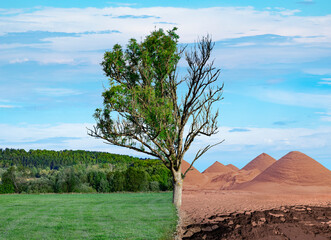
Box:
90, 27, 223, 176
94, 28, 181, 165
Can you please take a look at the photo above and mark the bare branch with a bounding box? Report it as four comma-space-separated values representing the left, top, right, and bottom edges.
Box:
183, 140, 224, 178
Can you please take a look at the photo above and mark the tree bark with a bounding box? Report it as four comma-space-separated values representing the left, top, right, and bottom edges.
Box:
172, 169, 183, 209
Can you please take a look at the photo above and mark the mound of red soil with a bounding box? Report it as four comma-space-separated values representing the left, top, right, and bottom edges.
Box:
242, 153, 276, 172
226, 164, 239, 171
182, 160, 208, 188
208, 169, 261, 190
250, 151, 331, 186
203, 161, 233, 174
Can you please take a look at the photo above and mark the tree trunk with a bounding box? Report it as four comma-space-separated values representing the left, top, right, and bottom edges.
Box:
172, 169, 183, 209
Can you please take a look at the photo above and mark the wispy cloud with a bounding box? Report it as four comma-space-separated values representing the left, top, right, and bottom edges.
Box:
297, 0, 315, 5
114, 15, 159, 19
190, 126, 331, 151
229, 128, 250, 132
154, 21, 177, 25
273, 121, 296, 126
1, 123, 331, 160
316, 112, 331, 122
35, 88, 83, 97
258, 90, 331, 109
318, 78, 331, 85
1, 6, 331, 45
254, 90, 331, 122
9, 58, 29, 64
0, 6, 330, 66
0, 105, 17, 108
0, 123, 147, 157
304, 69, 331, 75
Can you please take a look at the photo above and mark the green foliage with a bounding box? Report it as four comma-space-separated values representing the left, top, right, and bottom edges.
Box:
0, 181, 15, 194
0, 148, 139, 170
112, 171, 126, 192
0, 148, 173, 194
87, 170, 107, 192
73, 183, 96, 193
99, 178, 110, 193
25, 178, 54, 194
0, 167, 16, 194
125, 167, 148, 192
149, 181, 160, 192
92, 28, 180, 157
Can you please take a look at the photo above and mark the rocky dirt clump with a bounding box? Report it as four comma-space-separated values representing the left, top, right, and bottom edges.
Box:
182, 205, 331, 240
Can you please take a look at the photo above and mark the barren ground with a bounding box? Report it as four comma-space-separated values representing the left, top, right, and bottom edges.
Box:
179, 189, 331, 239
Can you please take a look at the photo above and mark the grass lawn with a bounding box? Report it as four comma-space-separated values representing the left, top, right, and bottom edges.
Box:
0, 192, 177, 240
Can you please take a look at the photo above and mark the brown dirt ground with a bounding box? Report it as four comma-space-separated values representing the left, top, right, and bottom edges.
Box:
179, 189, 331, 239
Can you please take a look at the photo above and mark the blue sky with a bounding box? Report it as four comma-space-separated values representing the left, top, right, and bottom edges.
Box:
0, 0, 330, 171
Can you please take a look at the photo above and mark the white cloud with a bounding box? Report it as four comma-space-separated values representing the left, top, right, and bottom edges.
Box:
1, 123, 330, 159
0, 123, 150, 157
0, 105, 17, 108
304, 69, 331, 75
187, 126, 331, 157
1, 123, 330, 171
0, 6, 330, 46
212, 45, 331, 69
251, 90, 331, 123
35, 87, 83, 97
229, 42, 256, 47
257, 90, 331, 109
316, 112, 331, 122
318, 78, 331, 85
9, 58, 29, 64
0, 6, 330, 67
321, 116, 331, 122
0, 99, 19, 108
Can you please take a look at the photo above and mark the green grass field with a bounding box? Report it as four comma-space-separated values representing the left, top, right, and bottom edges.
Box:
0, 192, 177, 240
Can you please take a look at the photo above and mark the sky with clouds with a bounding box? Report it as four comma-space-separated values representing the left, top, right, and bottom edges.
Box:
0, 0, 330, 171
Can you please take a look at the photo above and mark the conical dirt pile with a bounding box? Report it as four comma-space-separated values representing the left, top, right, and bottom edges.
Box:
181, 160, 208, 187
242, 153, 276, 172
251, 151, 331, 186
203, 161, 233, 174
226, 164, 239, 171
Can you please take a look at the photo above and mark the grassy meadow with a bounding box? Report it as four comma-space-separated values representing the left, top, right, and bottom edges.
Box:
0, 192, 177, 240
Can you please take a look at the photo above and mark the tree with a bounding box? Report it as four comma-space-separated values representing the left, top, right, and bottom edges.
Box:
88, 28, 223, 209
0, 167, 17, 194
125, 167, 148, 192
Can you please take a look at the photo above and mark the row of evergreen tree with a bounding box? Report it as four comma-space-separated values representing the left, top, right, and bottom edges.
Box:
0, 148, 173, 194
0, 148, 141, 169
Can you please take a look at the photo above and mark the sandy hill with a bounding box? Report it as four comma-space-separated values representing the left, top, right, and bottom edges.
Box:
201, 162, 255, 190
203, 161, 233, 174
181, 160, 208, 188
234, 151, 331, 193
242, 153, 276, 172
250, 151, 331, 186
226, 164, 239, 171
203, 168, 261, 190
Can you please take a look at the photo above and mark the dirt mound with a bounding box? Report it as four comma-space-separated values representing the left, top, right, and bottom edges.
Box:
202, 162, 234, 188
182, 160, 208, 188
242, 153, 276, 172
208, 169, 261, 190
249, 151, 331, 187
203, 161, 233, 174
182, 205, 331, 239
226, 164, 239, 171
